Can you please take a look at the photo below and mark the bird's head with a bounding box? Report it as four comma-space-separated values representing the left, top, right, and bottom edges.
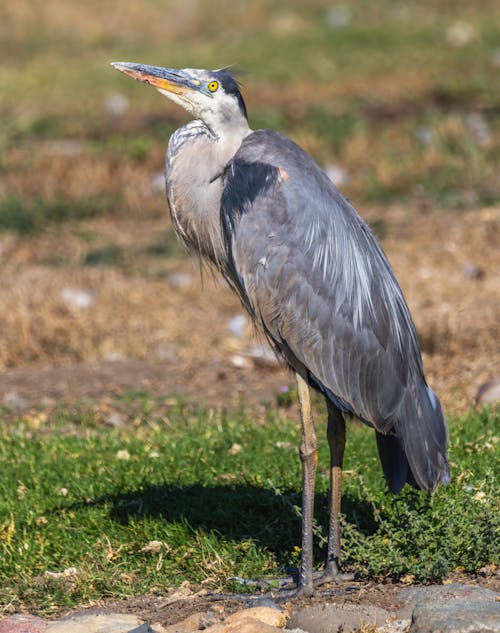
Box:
112, 62, 249, 138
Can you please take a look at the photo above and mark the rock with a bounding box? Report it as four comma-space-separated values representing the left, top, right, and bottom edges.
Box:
227, 315, 247, 338
325, 164, 350, 187
410, 600, 500, 633
230, 354, 251, 369
228, 607, 287, 628
204, 606, 288, 633
205, 620, 282, 633
105, 93, 130, 117
396, 584, 500, 633
60, 287, 94, 310
286, 603, 391, 633
105, 412, 127, 428
3, 391, 28, 411
245, 344, 280, 368
0, 614, 49, 633
167, 273, 193, 289
150, 172, 166, 194
446, 21, 475, 47
324, 6, 351, 29
462, 261, 485, 280
161, 609, 225, 632
475, 378, 500, 405
45, 613, 145, 633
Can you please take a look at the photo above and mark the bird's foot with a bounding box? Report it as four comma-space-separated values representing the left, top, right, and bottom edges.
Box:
314, 570, 355, 586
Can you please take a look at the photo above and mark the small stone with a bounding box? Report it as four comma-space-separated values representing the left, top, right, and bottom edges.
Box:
230, 354, 251, 369
105, 92, 130, 117
168, 272, 193, 289
446, 21, 475, 46
415, 126, 434, 146
475, 378, 500, 405
105, 412, 127, 428
228, 442, 242, 455
227, 314, 247, 338
150, 172, 165, 194
246, 344, 280, 368
465, 112, 492, 147
60, 287, 94, 310
462, 261, 485, 280
324, 6, 351, 28
325, 163, 350, 186
3, 391, 28, 411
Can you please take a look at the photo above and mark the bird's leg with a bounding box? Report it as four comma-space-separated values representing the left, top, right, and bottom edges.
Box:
316, 400, 353, 585
295, 371, 318, 597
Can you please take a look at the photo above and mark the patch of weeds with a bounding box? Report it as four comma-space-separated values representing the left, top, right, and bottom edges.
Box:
83, 244, 124, 267
0, 195, 120, 234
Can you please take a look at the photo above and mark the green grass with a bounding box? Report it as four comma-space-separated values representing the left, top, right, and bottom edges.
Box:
0, 401, 498, 614
0, 195, 120, 234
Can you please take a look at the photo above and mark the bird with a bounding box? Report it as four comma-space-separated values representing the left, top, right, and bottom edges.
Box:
112, 62, 450, 596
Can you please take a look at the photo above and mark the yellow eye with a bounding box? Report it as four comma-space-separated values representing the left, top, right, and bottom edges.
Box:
208, 81, 219, 92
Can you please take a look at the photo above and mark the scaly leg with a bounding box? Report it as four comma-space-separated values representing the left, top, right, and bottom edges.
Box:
295, 371, 318, 596
316, 399, 353, 584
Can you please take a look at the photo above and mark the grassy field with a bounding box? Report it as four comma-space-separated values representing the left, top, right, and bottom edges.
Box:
0, 398, 498, 614
0, 0, 499, 616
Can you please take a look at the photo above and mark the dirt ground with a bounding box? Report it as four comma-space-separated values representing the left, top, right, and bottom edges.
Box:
79, 571, 500, 627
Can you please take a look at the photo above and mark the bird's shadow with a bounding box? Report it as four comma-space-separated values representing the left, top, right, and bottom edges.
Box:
86, 482, 376, 565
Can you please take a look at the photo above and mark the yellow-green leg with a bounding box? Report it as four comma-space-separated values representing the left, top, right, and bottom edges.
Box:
317, 399, 353, 584
295, 371, 318, 596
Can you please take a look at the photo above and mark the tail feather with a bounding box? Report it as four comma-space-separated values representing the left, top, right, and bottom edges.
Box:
377, 384, 450, 493
375, 432, 415, 493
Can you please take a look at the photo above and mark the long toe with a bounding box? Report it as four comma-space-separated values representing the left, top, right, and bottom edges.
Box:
315, 564, 355, 587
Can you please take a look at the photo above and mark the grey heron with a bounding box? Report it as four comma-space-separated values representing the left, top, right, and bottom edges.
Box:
112, 62, 450, 595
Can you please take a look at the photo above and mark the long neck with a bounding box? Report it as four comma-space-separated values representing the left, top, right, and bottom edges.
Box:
166, 120, 250, 269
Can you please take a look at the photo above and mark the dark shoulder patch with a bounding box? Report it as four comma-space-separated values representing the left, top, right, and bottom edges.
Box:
219, 159, 279, 302
221, 159, 279, 238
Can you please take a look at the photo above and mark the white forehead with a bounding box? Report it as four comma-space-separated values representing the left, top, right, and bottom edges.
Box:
182, 68, 214, 82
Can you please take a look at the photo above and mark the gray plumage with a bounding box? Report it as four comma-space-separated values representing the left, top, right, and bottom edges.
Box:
112, 61, 450, 594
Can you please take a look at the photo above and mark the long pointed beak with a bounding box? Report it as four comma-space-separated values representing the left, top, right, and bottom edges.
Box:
111, 62, 196, 96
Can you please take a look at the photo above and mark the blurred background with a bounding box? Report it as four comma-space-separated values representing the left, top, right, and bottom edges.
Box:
0, 0, 499, 414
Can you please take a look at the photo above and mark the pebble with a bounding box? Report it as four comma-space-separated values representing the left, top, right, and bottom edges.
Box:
227, 314, 248, 338
325, 164, 350, 187
3, 390, 28, 411
60, 287, 94, 310
475, 378, 500, 405
167, 272, 193, 289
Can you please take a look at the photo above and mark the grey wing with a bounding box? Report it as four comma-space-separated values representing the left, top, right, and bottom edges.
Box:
221, 130, 449, 491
